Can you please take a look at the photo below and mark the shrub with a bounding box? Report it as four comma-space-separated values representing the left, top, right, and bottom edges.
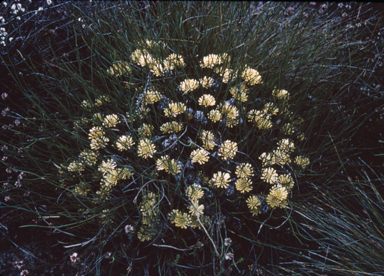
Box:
1, 1, 382, 274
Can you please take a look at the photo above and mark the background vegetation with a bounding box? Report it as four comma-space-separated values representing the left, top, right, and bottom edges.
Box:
1, 1, 383, 275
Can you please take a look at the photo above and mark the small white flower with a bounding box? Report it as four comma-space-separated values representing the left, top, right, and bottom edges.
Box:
125, 225, 134, 233
224, 237, 232, 246
225, 252, 234, 260
69, 252, 78, 263
47, 0, 52, 5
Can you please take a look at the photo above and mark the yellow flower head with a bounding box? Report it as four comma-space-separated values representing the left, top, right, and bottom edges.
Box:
277, 139, 295, 153
140, 39, 163, 48
131, 49, 148, 63
235, 163, 254, 178
188, 200, 205, 217
93, 112, 103, 122
198, 94, 216, 107
180, 79, 200, 93
220, 103, 239, 128
263, 102, 279, 115
81, 100, 92, 109
295, 156, 310, 170
261, 167, 278, 185
216, 68, 237, 83
137, 106, 150, 119
156, 155, 181, 175
164, 102, 186, 117
185, 184, 204, 201
235, 178, 253, 193
79, 149, 99, 166
190, 148, 210, 165
246, 195, 261, 216
137, 138, 156, 159
281, 123, 295, 135
272, 149, 291, 165
90, 136, 109, 150
103, 114, 120, 128
89, 126, 109, 150
247, 110, 269, 124
137, 225, 156, 241
102, 169, 119, 187
247, 110, 272, 130
260, 168, 278, 184
220, 53, 231, 63
169, 210, 192, 229
272, 89, 290, 100
200, 54, 223, 69
116, 167, 133, 180
95, 95, 111, 106
212, 171, 231, 189
207, 109, 222, 123
138, 123, 154, 137
67, 161, 85, 172
131, 48, 156, 68
241, 66, 262, 86
160, 121, 183, 134
259, 152, 275, 167
199, 130, 215, 150
266, 185, 288, 208
229, 83, 249, 102
115, 135, 135, 151
218, 140, 238, 160
88, 126, 105, 140
164, 53, 186, 70
107, 61, 131, 77
143, 90, 162, 105
199, 76, 214, 88
98, 159, 117, 175
278, 174, 294, 190
73, 183, 90, 196
150, 62, 165, 77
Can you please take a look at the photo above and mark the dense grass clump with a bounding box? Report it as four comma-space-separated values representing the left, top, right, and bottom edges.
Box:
1, 2, 383, 275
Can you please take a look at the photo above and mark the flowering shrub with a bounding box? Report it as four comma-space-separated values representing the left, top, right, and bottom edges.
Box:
1, 1, 382, 274
57, 40, 310, 242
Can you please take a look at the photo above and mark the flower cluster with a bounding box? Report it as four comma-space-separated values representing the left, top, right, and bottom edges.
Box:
156, 155, 181, 175
164, 102, 187, 117
242, 67, 263, 86
58, 42, 310, 243
169, 184, 208, 229
107, 61, 131, 77
235, 163, 254, 193
137, 138, 156, 159
218, 140, 238, 160
103, 114, 119, 128
88, 126, 109, 150
180, 79, 200, 93
190, 148, 210, 165
160, 121, 183, 134
212, 171, 231, 189
138, 191, 160, 241
115, 135, 135, 151
130, 48, 185, 77
198, 94, 216, 107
